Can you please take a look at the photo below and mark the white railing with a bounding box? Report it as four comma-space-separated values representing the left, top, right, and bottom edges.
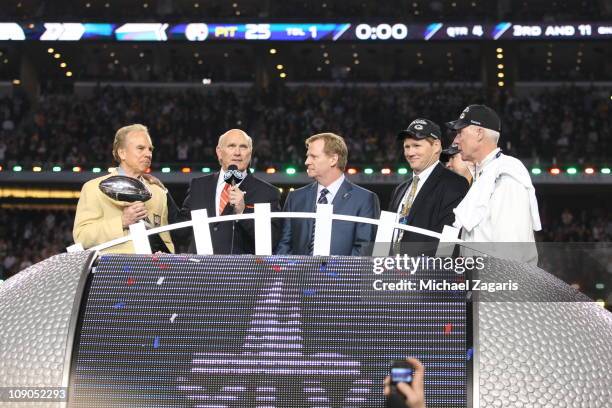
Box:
67, 203, 462, 257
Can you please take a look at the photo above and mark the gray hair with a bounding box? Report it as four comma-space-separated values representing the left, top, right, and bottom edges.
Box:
483, 128, 500, 144
112, 124, 151, 163
217, 129, 253, 149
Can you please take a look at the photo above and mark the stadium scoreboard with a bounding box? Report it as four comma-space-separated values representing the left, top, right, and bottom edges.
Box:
1, 21, 611, 42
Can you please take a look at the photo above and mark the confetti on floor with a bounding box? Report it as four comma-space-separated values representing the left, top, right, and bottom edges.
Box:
122, 265, 132, 273
272, 265, 281, 272
303, 289, 317, 296
170, 313, 178, 323
467, 348, 474, 361
126, 277, 135, 286
113, 302, 126, 309
153, 336, 160, 349
443, 323, 453, 334
157, 277, 165, 285
188, 258, 201, 263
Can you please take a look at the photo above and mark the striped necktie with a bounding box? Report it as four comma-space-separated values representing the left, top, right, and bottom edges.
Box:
309, 188, 329, 254
395, 176, 420, 243
218, 183, 231, 215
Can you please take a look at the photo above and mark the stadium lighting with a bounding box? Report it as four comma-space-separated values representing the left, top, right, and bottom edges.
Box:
13, 165, 22, 172
549, 167, 561, 175
66, 71, 73, 77
60, 62, 67, 68
584, 167, 595, 175
496, 53, 503, 59
265, 167, 276, 174
54, 53, 61, 59
285, 167, 296, 175
33, 166, 42, 172
201, 167, 211, 173
566, 167, 577, 175
276, 64, 283, 70
497, 64, 504, 69
72, 166, 82, 172
249, 168, 255, 174
498, 81, 504, 87
364, 168, 374, 175
280, 72, 287, 78
161, 167, 171, 173
601, 168, 611, 174
47, 48, 54, 53
181, 167, 191, 173
531, 168, 542, 175
92, 167, 101, 173
595, 283, 605, 290
269, 48, 277, 54
497, 72, 504, 78
347, 168, 358, 175
398, 167, 408, 175
496, 47, 503, 53
52, 166, 61, 172
381, 168, 391, 175
12, 79, 20, 85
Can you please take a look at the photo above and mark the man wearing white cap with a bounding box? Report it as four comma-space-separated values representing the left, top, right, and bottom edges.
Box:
447, 104, 541, 264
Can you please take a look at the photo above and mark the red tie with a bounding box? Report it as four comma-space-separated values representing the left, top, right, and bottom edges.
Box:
219, 183, 231, 215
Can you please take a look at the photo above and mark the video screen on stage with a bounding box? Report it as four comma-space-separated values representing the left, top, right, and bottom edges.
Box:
69, 255, 470, 407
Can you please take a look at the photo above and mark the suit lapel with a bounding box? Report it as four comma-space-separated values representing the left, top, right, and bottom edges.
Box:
406, 163, 442, 224
331, 179, 353, 212
306, 182, 318, 212
303, 182, 318, 249
392, 179, 412, 212
206, 173, 220, 216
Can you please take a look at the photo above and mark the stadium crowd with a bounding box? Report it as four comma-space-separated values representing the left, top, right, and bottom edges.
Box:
1, 85, 609, 169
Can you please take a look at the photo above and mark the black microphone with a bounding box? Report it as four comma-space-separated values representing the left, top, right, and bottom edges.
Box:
224, 164, 245, 187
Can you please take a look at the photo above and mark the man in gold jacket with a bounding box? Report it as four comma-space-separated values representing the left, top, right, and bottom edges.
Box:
73, 124, 174, 254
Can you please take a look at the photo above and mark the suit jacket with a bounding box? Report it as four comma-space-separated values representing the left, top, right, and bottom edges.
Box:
276, 178, 380, 256
73, 172, 175, 254
389, 162, 469, 245
179, 172, 281, 254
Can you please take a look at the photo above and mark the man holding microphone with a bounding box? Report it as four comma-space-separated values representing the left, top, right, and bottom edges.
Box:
179, 129, 281, 254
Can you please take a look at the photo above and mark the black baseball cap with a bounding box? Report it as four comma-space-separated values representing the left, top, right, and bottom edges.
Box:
440, 144, 461, 162
397, 118, 442, 140
446, 104, 501, 132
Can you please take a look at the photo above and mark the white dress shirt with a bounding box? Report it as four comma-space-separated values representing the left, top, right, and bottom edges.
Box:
215, 169, 247, 216
317, 174, 345, 204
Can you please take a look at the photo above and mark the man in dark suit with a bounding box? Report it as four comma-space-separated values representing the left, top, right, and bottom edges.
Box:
180, 129, 281, 254
389, 119, 469, 252
276, 132, 380, 256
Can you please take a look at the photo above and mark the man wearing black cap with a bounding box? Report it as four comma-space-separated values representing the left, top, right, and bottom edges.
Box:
389, 118, 469, 251
446, 104, 541, 263
441, 143, 474, 185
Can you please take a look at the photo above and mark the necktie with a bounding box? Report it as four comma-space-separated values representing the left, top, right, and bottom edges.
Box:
309, 188, 329, 254
218, 183, 231, 215
395, 176, 420, 243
